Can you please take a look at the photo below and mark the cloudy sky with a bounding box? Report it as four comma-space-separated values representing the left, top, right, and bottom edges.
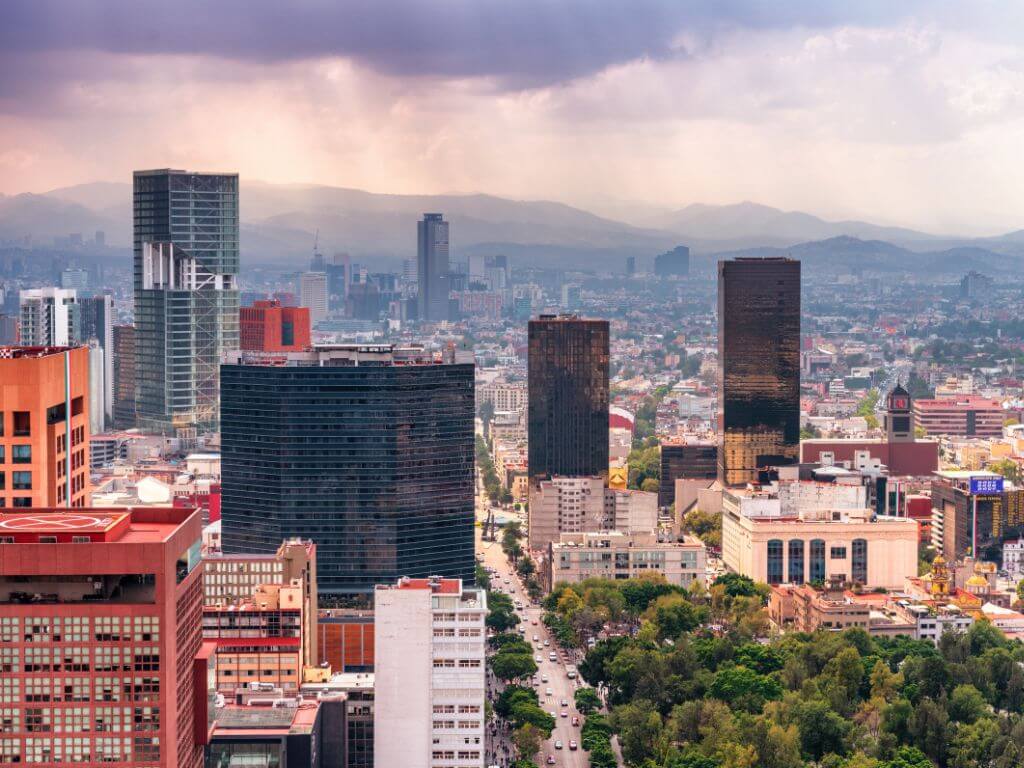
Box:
2, 1, 1024, 234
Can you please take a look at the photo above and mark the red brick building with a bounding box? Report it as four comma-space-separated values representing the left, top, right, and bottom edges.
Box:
800, 438, 939, 476
239, 300, 311, 352
0, 507, 209, 767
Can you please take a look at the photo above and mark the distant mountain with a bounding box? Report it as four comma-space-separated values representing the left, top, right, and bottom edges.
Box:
712, 235, 1022, 274
646, 201, 941, 247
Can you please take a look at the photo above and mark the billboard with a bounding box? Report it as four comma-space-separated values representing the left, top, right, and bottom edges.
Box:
970, 476, 1004, 495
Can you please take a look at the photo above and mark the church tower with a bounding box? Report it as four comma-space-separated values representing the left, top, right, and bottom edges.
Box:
885, 383, 913, 443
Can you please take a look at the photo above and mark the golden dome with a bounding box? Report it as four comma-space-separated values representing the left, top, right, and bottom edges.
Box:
966, 574, 989, 588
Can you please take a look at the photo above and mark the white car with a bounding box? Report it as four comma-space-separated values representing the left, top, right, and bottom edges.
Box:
554, 740, 563, 750
534, 655, 542, 663
548, 652, 557, 661
545, 687, 553, 696
541, 674, 548, 683
533, 635, 540, 642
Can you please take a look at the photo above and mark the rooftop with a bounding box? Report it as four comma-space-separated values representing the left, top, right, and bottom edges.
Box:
0, 508, 197, 544
223, 344, 473, 367
0, 345, 78, 360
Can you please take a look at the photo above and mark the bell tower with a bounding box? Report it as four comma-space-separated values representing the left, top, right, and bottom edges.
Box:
885, 383, 913, 443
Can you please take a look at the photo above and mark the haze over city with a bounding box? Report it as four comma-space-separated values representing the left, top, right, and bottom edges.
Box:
4, 1, 1024, 234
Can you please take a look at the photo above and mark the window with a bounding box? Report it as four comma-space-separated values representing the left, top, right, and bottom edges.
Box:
810, 539, 826, 583
788, 540, 805, 585
71, 396, 84, 417
13, 411, 29, 436
852, 539, 868, 584
767, 539, 784, 585
830, 546, 847, 559
12, 472, 31, 490
38, 536, 57, 544
13, 498, 31, 507
12, 445, 30, 464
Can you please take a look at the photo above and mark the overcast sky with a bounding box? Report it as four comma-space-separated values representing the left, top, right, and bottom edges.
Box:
2, 1, 1024, 234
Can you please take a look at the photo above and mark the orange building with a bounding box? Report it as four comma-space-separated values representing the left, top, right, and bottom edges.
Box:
239, 300, 311, 352
317, 609, 375, 672
0, 346, 90, 508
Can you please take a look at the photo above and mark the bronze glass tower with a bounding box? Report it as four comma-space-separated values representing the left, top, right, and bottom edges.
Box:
717, 257, 801, 486
528, 315, 610, 483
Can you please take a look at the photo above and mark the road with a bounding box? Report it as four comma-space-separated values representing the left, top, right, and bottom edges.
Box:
479, 532, 589, 768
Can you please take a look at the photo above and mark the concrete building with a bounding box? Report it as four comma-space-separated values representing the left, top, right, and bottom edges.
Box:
477, 381, 527, 413
18, 287, 78, 346
546, 531, 706, 589
659, 440, 717, 508
930, 470, 1024, 559
0, 507, 208, 768
913, 395, 1004, 438
240, 299, 311, 352
206, 701, 325, 768
1004, 538, 1024, 578
768, 579, 870, 632
527, 476, 658, 550
112, 324, 137, 428
417, 213, 451, 322
0, 345, 91, 507
299, 272, 329, 325
374, 577, 486, 768
722, 502, 918, 589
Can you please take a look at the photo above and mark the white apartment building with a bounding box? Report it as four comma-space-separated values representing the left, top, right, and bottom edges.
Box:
527, 476, 658, 550
478, 381, 527, 413
19, 287, 78, 345
299, 271, 329, 324
375, 577, 487, 768
1004, 538, 1024, 578
547, 531, 706, 589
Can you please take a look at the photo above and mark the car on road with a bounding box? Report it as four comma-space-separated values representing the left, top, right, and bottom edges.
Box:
545, 687, 553, 696
560, 699, 568, 707
546, 756, 556, 765
554, 740, 563, 750
535, 656, 542, 663
560, 710, 568, 718
533, 635, 540, 642
509, 587, 516, 593
571, 716, 580, 726
548, 652, 557, 661
541, 674, 548, 683
531, 677, 539, 685
569, 740, 578, 750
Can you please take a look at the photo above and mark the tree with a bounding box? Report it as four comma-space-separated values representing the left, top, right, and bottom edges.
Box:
516, 557, 536, 578
907, 698, 949, 765
491, 652, 537, 682
684, 507, 722, 549
948, 684, 987, 724
513, 723, 542, 760
611, 699, 665, 766
988, 458, 1021, 485
495, 686, 537, 718
708, 665, 782, 713
509, 702, 555, 736
641, 477, 660, 493
646, 594, 707, 640
713, 572, 761, 599
882, 746, 933, 768
575, 687, 602, 715
796, 699, 850, 761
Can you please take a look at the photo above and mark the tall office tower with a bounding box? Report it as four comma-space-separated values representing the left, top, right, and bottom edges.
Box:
560, 283, 581, 310
60, 267, 89, 291
18, 287, 79, 345
374, 577, 486, 768
112, 324, 137, 428
0, 345, 90, 507
325, 252, 350, 310
528, 314, 610, 484
80, 294, 114, 421
717, 257, 801, 486
133, 168, 240, 436
220, 345, 475, 596
626, 255, 636, 276
0, 507, 208, 768
298, 271, 328, 325
417, 213, 450, 322
86, 340, 106, 434
239, 299, 311, 352
655, 245, 690, 277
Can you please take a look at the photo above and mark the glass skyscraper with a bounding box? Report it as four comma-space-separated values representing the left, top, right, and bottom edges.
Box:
133, 169, 239, 435
417, 213, 450, 322
717, 257, 801, 486
219, 345, 476, 596
528, 314, 610, 484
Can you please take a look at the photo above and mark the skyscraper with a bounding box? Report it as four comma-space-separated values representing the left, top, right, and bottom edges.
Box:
133, 169, 240, 436
239, 299, 311, 352
655, 245, 690, 277
113, 324, 137, 428
220, 344, 475, 596
417, 213, 450, 322
19, 287, 79, 346
298, 271, 328, 325
528, 314, 610, 484
80, 294, 114, 422
717, 257, 800, 486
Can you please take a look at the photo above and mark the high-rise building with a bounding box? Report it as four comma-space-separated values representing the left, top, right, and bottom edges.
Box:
60, 267, 89, 291
133, 168, 240, 436
717, 257, 800, 486
659, 440, 718, 508
560, 283, 581, 310
528, 314, 609, 484
0, 506, 208, 768
654, 245, 690, 277
417, 213, 450, 322
299, 272, 329, 325
113, 325, 137, 428
374, 577, 486, 768
19, 287, 79, 346
240, 299, 311, 352
220, 345, 475, 596
626, 255, 636, 276
80, 294, 114, 422
0, 345, 90, 507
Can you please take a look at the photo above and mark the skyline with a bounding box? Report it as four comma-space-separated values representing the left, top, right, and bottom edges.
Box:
3, 2, 1024, 236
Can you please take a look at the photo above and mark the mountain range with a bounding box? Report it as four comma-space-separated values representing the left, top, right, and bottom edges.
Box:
1, 180, 1023, 273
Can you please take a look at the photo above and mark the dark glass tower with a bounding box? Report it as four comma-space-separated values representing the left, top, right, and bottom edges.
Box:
417, 213, 450, 322
717, 257, 800, 486
528, 315, 610, 483
133, 169, 239, 435
219, 345, 475, 596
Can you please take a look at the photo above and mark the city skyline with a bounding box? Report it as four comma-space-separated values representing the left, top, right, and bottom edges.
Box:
3, 3, 1024, 234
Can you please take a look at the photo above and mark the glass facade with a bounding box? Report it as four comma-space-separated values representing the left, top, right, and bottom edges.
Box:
717, 258, 801, 486
219, 356, 475, 595
810, 539, 826, 583
788, 539, 804, 585
133, 169, 240, 435
417, 213, 450, 322
767, 539, 784, 585
852, 538, 868, 584
528, 317, 610, 483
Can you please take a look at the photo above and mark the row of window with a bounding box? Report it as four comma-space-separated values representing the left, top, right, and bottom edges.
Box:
0, 734, 156, 763
432, 628, 482, 638
0, 706, 159, 735
0, 678, 160, 705
432, 659, 481, 668
0, 616, 158, 644
766, 538, 869, 585
432, 705, 480, 714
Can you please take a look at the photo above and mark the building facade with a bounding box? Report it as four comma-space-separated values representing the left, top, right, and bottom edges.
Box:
19, 287, 78, 346
220, 345, 476, 596
0, 507, 207, 768
417, 213, 450, 322
133, 168, 240, 436
0, 345, 90, 507
112, 325, 137, 428
546, 531, 706, 590
659, 440, 717, 508
913, 396, 1004, 437
374, 577, 486, 768
240, 299, 311, 352
654, 246, 690, 277
528, 315, 609, 484
717, 258, 801, 486
299, 273, 329, 326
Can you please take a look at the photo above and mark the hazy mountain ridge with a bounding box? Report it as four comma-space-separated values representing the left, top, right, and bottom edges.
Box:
0, 181, 1021, 272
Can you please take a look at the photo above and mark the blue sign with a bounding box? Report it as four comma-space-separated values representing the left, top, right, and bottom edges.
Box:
970, 476, 1004, 495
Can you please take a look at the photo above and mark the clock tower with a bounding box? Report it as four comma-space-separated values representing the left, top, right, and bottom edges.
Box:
885, 383, 913, 443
